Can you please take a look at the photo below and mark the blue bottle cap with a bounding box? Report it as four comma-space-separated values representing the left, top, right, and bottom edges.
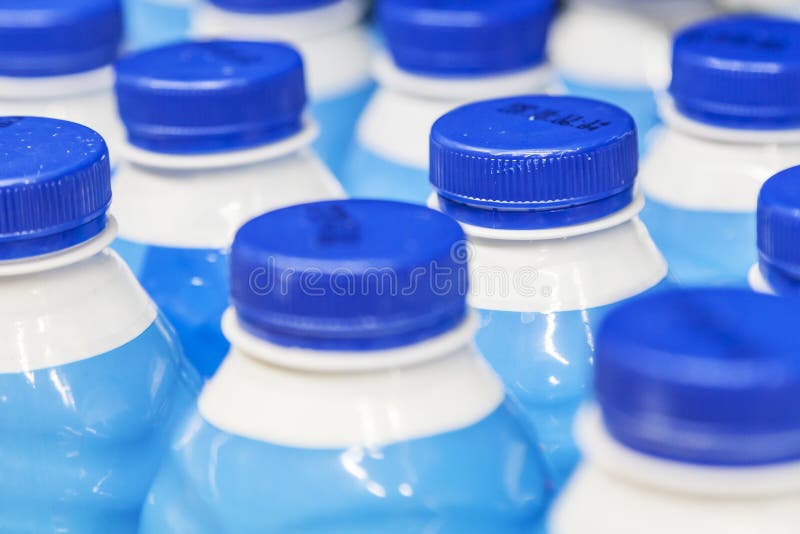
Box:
596, 288, 800, 466
230, 200, 469, 351
208, 0, 338, 12
758, 165, 800, 292
430, 95, 638, 230
0, 0, 123, 77
0, 117, 111, 261
670, 15, 800, 129
380, 0, 555, 76
115, 40, 307, 154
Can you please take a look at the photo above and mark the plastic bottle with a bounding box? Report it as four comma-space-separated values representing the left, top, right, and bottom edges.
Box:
193, 0, 373, 173
111, 40, 344, 379
340, 0, 556, 204
549, 0, 716, 150
749, 165, 800, 295
428, 95, 669, 488
0, 0, 125, 164
640, 15, 800, 287
550, 288, 800, 534
139, 199, 553, 533
0, 116, 196, 532
123, 0, 198, 50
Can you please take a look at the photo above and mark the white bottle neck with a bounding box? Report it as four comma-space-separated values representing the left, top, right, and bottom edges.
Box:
0, 216, 118, 278
658, 96, 800, 145
749, 264, 776, 295
550, 3, 670, 88
372, 52, 555, 102
428, 194, 669, 312
0, 65, 113, 100
221, 308, 480, 373
429, 191, 645, 242
0, 215, 157, 373
199, 311, 506, 449
568, 0, 715, 27
578, 406, 800, 498
121, 119, 319, 172
195, 0, 368, 40
718, 0, 800, 17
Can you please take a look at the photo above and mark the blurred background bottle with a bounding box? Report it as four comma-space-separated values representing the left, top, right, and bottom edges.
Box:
550, 0, 717, 152
123, 0, 198, 49
551, 289, 800, 534
341, 0, 556, 204
640, 15, 800, 287
0, 0, 125, 165
194, 0, 374, 173
111, 40, 343, 379
750, 165, 800, 295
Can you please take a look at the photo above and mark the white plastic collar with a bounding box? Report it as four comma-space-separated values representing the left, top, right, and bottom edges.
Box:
578, 405, 800, 498
0, 66, 113, 100
749, 264, 777, 295
120, 118, 319, 171
0, 216, 118, 277
221, 308, 480, 373
428, 192, 645, 241
372, 52, 555, 101
194, 0, 367, 40
658, 95, 800, 145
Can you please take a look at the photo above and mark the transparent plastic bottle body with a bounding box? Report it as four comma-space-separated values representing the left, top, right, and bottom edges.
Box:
141, 402, 550, 533
0, 246, 198, 532
341, 143, 431, 204
455, 203, 670, 491
475, 279, 671, 488
123, 0, 196, 50
140, 308, 553, 533
113, 241, 230, 379
312, 80, 375, 174
640, 199, 755, 287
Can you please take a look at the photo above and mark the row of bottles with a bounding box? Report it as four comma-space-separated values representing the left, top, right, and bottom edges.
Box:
6, 108, 800, 529
3, 0, 800, 532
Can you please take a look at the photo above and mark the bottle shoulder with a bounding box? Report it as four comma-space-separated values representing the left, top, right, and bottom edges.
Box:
199, 315, 505, 449
145, 399, 548, 531
193, 2, 372, 99
551, 462, 800, 534
0, 85, 123, 163
467, 217, 668, 312
356, 88, 459, 169
112, 150, 344, 248
549, 5, 667, 88
641, 124, 800, 212
0, 248, 158, 372
551, 407, 800, 534
356, 62, 557, 169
